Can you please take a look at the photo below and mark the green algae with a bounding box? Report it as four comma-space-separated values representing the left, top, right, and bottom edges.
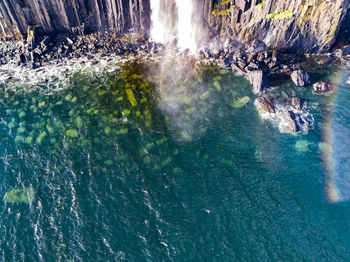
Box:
126, 88, 138, 107
66, 129, 79, 138
105, 126, 111, 134
161, 156, 173, 167
295, 140, 312, 153
25, 136, 33, 144
76, 116, 83, 128
4, 187, 35, 204
185, 107, 196, 115
200, 91, 210, 100
18, 111, 26, 118
36, 131, 47, 144
180, 130, 192, 142
65, 94, 72, 101
15, 136, 24, 143
123, 109, 131, 116
156, 138, 167, 146
213, 81, 222, 92
46, 123, 54, 134
232, 96, 250, 108
38, 101, 46, 108
17, 127, 25, 134
115, 128, 128, 135
104, 160, 113, 166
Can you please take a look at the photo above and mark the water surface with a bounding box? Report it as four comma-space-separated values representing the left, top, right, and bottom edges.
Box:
0, 58, 349, 261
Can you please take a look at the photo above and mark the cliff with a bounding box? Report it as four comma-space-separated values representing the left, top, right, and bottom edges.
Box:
0, 0, 349, 54
0, 0, 150, 38
206, 0, 350, 53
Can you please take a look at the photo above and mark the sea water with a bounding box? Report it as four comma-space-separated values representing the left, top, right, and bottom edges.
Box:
0, 57, 349, 261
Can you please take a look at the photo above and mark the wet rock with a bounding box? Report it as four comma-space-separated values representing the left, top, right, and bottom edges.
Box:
256, 51, 265, 63
66, 37, 74, 45
17, 53, 26, 64
231, 63, 246, 75
312, 81, 335, 93
342, 44, 350, 56
318, 55, 336, 65
286, 97, 302, 109
279, 110, 298, 133
254, 96, 275, 114
246, 61, 259, 71
291, 70, 310, 87
27, 26, 36, 49
246, 70, 269, 94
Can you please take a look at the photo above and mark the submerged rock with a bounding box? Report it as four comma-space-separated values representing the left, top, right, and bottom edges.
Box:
312, 81, 335, 93
232, 96, 250, 108
291, 70, 310, 87
4, 187, 35, 204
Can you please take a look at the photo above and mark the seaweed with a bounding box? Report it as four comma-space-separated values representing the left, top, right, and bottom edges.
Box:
4, 187, 35, 204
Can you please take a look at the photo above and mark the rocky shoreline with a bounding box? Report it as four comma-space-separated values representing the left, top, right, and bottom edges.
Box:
0, 31, 349, 134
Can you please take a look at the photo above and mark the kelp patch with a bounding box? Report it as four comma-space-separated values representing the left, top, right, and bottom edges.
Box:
4, 187, 35, 204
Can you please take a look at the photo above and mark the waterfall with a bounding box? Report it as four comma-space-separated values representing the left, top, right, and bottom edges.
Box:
150, 0, 198, 52
174, 0, 197, 52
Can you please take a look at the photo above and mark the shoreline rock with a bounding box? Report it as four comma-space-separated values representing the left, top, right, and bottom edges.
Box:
312, 81, 335, 94
291, 70, 311, 87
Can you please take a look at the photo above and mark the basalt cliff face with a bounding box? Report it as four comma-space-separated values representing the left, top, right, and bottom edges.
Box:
208, 0, 350, 53
0, 0, 150, 38
0, 0, 349, 54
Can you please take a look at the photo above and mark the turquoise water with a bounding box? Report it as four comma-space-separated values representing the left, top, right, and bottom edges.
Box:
0, 58, 350, 261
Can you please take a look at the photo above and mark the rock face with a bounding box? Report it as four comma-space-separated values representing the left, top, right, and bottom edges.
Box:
0, 0, 150, 39
0, 0, 348, 54
207, 0, 349, 53
291, 70, 311, 87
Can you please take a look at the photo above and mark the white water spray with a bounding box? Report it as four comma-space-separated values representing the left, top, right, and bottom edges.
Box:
174, 0, 197, 52
150, 0, 199, 52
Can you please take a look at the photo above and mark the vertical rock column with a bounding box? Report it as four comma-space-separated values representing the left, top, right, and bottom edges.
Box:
0, 0, 151, 39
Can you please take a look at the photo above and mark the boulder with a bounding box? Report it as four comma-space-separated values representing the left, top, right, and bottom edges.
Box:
318, 55, 336, 65
342, 44, 350, 56
246, 70, 269, 94
284, 97, 301, 110
312, 81, 335, 93
291, 70, 310, 87
279, 110, 298, 133
254, 97, 275, 114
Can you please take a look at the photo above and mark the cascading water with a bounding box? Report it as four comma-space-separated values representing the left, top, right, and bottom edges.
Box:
150, 0, 199, 52
174, 0, 197, 52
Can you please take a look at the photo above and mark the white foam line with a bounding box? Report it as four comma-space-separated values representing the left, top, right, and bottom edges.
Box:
0, 54, 132, 92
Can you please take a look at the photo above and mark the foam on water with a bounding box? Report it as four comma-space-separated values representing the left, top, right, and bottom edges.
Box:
255, 100, 314, 134
0, 54, 128, 93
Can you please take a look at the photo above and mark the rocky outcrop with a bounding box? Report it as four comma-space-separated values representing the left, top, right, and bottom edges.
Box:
247, 70, 268, 94
0, 0, 150, 39
255, 96, 309, 134
255, 96, 275, 114
313, 81, 335, 93
291, 70, 310, 87
208, 0, 349, 54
